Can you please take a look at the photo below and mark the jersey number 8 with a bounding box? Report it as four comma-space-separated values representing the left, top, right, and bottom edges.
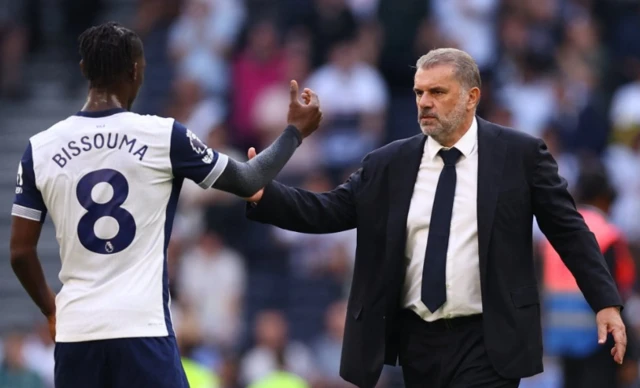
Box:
76, 169, 136, 254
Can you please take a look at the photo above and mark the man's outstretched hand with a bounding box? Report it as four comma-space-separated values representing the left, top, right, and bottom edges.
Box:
287, 80, 322, 138
596, 306, 627, 364
243, 147, 264, 203
244, 80, 320, 203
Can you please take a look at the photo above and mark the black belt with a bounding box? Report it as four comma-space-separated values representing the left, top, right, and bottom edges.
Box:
400, 309, 483, 332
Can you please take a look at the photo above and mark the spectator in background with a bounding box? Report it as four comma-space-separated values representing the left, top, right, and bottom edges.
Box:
513, 0, 561, 63
0, 0, 28, 99
609, 60, 640, 149
430, 0, 500, 73
352, 19, 382, 67
176, 314, 220, 388
251, 33, 320, 180
555, 14, 605, 97
230, 18, 286, 150
60, 0, 103, 93
240, 310, 315, 386
375, 0, 430, 93
311, 300, 350, 388
376, 0, 433, 142
492, 0, 561, 136
165, 76, 226, 141
346, 0, 379, 22
217, 352, 242, 388
609, 3, 640, 88
248, 347, 309, 388
178, 231, 246, 350
299, 0, 358, 68
556, 14, 610, 157
134, 0, 181, 115
306, 35, 388, 181
0, 332, 43, 388
539, 161, 638, 388
496, 54, 557, 138
21, 322, 54, 388
168, 0, 245, 97
544, 74, 588, 156
483, 104, 513, 128
605, 61, 640, 244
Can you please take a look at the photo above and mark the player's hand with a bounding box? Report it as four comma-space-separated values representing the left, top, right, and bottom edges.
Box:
47, 313, 56, 342
243, 147, 264, 203
287, 80, 322, 138
596, 306, 626, 364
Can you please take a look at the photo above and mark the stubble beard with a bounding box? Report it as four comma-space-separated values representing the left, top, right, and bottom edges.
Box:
419, 95, 469, 145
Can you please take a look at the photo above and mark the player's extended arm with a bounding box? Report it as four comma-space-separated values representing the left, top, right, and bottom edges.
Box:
212, 126, 302, 198
9, 216, 56, 320
245, 167, 361, 234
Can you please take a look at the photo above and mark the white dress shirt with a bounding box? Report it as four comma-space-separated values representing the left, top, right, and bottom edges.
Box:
402, 117, 482, 321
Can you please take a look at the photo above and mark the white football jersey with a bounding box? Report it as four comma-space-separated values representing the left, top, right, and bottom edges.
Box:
11, 108, 229, 342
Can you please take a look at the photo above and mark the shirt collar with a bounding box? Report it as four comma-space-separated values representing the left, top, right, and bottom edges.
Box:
75, 108, 127, 118
426, 116, 478, 161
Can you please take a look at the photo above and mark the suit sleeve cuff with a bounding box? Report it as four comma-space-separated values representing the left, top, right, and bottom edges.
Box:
591, 297, 624, 314
245, 182, 277, 221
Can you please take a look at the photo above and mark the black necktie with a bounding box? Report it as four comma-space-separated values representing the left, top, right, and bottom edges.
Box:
421, 147, 462, 313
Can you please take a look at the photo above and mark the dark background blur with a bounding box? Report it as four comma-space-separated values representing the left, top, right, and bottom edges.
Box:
1, 0, 640, 387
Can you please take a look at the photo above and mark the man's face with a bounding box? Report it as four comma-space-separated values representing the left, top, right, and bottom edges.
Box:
414, 65, 470, 145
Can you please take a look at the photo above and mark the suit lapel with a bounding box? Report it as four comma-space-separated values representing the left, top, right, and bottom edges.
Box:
386, 134, 427, 262
476, 118, 506, 287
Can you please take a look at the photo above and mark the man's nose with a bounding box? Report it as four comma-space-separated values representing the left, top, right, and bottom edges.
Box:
418, 94, 434, 108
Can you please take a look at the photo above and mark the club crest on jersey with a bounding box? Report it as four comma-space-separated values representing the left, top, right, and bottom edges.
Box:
186, 129, 214, 164
105, 241, 114, 253
15, 162, 23, 194
186, 129, 208, 154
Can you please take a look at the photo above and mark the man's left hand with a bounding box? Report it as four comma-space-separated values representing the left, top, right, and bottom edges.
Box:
596, 306, 626, 364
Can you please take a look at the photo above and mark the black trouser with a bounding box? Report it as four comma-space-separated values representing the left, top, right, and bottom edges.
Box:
562, 340, 619, 388
398, 310, 520, 388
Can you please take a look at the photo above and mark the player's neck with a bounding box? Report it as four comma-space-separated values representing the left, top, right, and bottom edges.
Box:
82, 89, 127, 112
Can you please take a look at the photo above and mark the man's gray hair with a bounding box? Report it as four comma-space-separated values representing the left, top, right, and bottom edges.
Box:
416, 48, 481, 90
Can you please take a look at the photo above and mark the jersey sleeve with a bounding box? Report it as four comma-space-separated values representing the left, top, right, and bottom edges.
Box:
170, 120, 229, 188
12, 142, 47, 223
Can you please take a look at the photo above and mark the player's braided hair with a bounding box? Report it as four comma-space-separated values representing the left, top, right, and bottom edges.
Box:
78, 22, 143, 89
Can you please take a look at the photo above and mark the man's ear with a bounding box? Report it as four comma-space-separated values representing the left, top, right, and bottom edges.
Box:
467, 87, 481, 110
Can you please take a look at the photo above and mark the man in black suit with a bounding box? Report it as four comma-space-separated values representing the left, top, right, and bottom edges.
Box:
243, 48, 627, 388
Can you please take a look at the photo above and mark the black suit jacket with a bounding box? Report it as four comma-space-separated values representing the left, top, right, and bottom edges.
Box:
246, 118, 623, 388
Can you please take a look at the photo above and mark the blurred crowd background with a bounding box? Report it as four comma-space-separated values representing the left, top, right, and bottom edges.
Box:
1, 0, 640, 387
